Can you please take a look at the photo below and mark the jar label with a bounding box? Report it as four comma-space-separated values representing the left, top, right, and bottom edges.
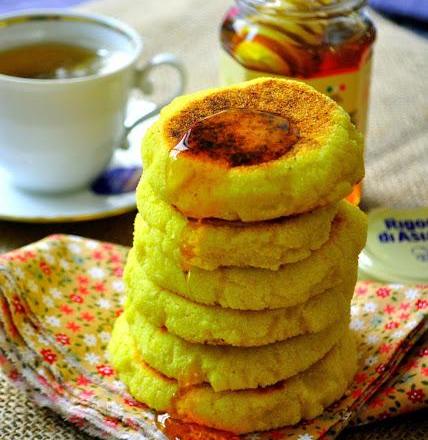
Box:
220, 49, 373, 134
359, 207, 428, 283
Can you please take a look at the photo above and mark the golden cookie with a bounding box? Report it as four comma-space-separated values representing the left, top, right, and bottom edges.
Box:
109, 314, 357, 434
136, 178, 338, 270
125, 250, 356, 346
125, 306, 348, 391
134, 200, 366, 310
141, 77, 363, 221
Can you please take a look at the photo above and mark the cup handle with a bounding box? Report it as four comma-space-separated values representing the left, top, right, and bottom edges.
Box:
121, 53, 186, 149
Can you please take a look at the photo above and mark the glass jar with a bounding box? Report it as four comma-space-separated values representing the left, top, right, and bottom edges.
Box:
220, 0, 376, 204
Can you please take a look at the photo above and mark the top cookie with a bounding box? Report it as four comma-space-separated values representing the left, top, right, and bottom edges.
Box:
143, 77, 364, 221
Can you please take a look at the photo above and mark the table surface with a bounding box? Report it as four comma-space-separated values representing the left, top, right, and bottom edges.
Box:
0, 0, 427, 439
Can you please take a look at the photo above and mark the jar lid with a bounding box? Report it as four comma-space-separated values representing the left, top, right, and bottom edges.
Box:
359, 207, 428, 283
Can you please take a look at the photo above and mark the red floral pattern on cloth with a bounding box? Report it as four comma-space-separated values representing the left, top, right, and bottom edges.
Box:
0, 235, 426, 440
355, 331, 428, 424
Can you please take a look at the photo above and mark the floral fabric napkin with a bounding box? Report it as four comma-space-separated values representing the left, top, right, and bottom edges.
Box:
0, 235, 426, 440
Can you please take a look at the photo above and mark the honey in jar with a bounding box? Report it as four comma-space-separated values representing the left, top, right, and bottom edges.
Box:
220, 0, 376, 204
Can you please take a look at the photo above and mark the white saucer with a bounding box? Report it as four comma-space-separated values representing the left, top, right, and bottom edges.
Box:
0, 98, 156, 223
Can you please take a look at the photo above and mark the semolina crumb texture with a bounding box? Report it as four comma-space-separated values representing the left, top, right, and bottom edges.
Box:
108, 78, 367, 434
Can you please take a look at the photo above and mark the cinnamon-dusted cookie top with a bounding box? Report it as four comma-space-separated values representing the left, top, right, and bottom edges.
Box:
142, 77, 364, 221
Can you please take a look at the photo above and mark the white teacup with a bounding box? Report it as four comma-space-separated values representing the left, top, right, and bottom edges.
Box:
0, 10, 186, 194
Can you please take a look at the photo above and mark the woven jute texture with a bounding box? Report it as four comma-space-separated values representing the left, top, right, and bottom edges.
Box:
0, 0, 427, 438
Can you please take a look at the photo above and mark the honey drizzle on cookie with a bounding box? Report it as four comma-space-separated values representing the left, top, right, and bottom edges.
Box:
156, 412, 240, 440
170, 109, 299, 167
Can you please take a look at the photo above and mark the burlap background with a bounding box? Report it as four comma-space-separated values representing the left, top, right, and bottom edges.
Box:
0, 0, 427, 438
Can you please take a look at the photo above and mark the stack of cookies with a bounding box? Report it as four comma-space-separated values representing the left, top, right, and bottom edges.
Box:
109, 78, 368, 434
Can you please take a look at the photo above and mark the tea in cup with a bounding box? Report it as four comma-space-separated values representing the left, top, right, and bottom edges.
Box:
0, 10, 186, 193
